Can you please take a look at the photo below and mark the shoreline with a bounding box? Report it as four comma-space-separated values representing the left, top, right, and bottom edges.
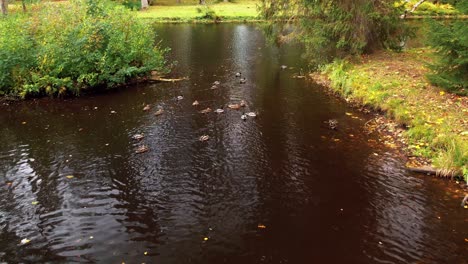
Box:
309, 48, 467, 182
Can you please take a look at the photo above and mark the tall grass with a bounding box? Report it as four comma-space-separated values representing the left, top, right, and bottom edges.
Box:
0, 0, 167, 98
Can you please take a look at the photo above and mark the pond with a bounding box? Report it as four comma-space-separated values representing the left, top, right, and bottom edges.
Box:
0, 24, 466, 263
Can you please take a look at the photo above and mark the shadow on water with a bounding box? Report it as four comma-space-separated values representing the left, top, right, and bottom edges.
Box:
0, 24, 466, 263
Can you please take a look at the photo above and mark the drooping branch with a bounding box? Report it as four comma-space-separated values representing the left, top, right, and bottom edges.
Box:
401, 0, 426, 19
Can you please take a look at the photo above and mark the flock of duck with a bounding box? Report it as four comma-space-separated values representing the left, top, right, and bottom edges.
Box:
132, 71, 257, 154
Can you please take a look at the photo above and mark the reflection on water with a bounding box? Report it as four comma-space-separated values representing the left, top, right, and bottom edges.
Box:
0, 24, 466, 263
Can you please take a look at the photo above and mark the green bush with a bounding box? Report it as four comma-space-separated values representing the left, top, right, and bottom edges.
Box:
0, 0, 167, 98
426, 2, 467, 95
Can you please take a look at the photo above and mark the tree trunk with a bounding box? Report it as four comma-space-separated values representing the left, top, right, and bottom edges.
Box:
22, 0, 26, 13
199, 0, 205, 5
0, 0, 7, 16
141, 0, 149, 9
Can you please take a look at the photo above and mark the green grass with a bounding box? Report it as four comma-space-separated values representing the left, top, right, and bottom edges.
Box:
136, 1, 260, 22
318, 48, 468, 181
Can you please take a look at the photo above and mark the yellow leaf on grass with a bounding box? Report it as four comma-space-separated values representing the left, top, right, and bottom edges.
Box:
439, 91, 445, 96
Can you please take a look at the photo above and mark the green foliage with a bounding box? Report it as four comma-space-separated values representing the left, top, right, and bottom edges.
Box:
196, 6, 218, 20
0, 0, 167, 98
260, 0, 411, 67
426, 2, 468, 95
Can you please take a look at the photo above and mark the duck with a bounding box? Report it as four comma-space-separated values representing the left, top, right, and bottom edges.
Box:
210, 85, 218, 90
200, 108, 212, 114
177, 95, 184, 100
213, 81, 220, 85
235, 72, 241, 77
135, 145, 149, 154
192, 100, 200, 106
240, 100, 247, 107
239, 78, 247, 84
328, 119, 338, 130
241, 113, 247, 120
132, 134, 145, 141
199, 135, 210, 142
246, 112, 257, 117
154, 108, 164, 116
143, 104, 151, 111
215, 106, 224, 114
110, 110, 117, 114
228, 103, 241, 110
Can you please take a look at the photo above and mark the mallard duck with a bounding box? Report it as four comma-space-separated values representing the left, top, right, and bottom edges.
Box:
132, 134, 145, 141
199, 135, 210, 141
215, 106, 224, 114
143, 104, 151, 111
241, 113, 247, 120
240, 100, 247, 107
177, 95, 184, 100
200, 108, 212, 114
328, 119, 338, 130
247, 112, 257, 117
213, 81, 220, 85
135, 145, 149, 154
154, 109, 164, 116
228, 103, 241, 110
239, 78, 247, 84
192, 100, 200, 106
235, 72, 241, 77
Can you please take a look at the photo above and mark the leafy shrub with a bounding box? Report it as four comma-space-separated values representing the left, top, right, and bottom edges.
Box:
0, 0, 167, 98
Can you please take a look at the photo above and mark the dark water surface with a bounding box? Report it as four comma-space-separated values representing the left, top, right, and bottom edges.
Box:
0, 24, 466, 263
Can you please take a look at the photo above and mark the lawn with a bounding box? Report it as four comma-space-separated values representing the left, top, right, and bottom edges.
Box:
137, 0, 260, 22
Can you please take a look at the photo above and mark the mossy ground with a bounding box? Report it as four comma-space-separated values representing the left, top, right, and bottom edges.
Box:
313, 48, 468, 180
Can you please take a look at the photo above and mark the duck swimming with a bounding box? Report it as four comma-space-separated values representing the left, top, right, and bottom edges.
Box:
192, 100, 200, 106
143, 104, 151, 111
235, 72, 241, 77
241, 113, 247, 120
215, 106, 224, 114
228, 103, 241, 110
240, 100, 247, 107
199, 135, 210, 141
247, 112, 257, 117
213, 81, 220, 85
200, 108, 212, 114
239, 78, 247, 84
154, 109, 164, 116
135, 145, 149, 154
177, 95, 184, 100
132, 134, 144, 140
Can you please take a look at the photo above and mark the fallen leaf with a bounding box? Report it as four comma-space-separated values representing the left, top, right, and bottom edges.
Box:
144, 251, 148, 255
439, 91, 445, 96
345, 112, 353, 116
66, 175, 74, 179
21, 121, 27, 125
203, 237, 209, 241
20, 238, 31, 244
31, 201, 39, 205
257, 224, 267, 229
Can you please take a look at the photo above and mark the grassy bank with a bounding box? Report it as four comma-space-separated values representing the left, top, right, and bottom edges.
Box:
137, 0, 260, 22
313, 48, 467, 180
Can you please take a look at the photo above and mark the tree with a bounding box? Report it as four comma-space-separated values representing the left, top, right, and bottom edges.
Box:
1, 0, 7, 15
141, 0, 148, 9
427, 1, 467, 94
260, 0, 409, 67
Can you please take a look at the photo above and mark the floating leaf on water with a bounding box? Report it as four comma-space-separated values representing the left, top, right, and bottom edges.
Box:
21, 121, 27, 125
31, 201, 39, 205
144, 251, 148, 255
66, 175, 74, 179
257, 224, 267, 229
20, 238, 31, 245
345, 112, 353, 116
203, 237, 209, 241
